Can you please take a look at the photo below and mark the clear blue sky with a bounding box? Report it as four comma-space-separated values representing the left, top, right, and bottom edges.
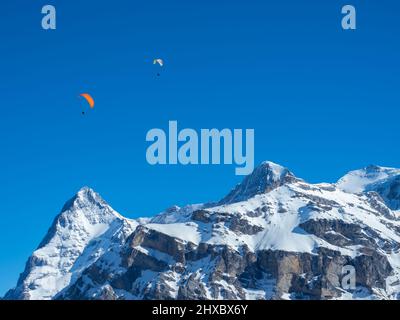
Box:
0, 0, 399, 296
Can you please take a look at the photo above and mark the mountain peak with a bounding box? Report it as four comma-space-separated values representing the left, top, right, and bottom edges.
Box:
219, 161, 298, 204
5, 187, 130, 300
337, 165, 400, 194
77, 185, 95, 196
258, 161, 291, 177
61, 186, 108, 214
365, 164, 384, 172
76, 186, 102, 202
34, 187, 124, 252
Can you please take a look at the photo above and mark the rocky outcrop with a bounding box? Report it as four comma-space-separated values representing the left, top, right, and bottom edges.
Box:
257, 248, 392, 299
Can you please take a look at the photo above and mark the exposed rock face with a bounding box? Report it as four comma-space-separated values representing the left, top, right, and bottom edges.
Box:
258, 248, 392, 299
57, 232, 394, 300
369, 176, 400, 211
298, 219, 399, 251
5, 162, 400, 300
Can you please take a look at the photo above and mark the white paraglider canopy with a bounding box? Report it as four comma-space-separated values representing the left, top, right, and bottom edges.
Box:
153, 58, 164, 67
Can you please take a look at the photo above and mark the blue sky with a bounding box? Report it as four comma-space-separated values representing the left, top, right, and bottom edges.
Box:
0, 0, 399, 295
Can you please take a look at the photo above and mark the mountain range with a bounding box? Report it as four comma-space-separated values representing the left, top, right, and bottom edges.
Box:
4, 161, 400, 300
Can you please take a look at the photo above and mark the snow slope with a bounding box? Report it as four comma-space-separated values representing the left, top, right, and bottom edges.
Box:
337, 165, 400, 194
337, 165, 400, 211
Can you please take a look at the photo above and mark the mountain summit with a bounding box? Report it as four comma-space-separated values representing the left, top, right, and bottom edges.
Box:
4, 187, 136, 300
337, 165, 400, 193
5, 162, 400, 300
220, 161, 299, 204
337, 165, 400, 210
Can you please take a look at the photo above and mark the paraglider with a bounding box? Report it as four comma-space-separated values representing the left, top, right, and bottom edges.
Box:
153, 58, 164, 77
153, 58, 164, 67
79, 93, 95, 115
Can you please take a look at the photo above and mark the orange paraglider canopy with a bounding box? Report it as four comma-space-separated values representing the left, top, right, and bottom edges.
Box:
80, 93, 95, 108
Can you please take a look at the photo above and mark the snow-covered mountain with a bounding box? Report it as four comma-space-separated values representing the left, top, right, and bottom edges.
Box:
4, 187, 137, 300
4, 162, 400, 300
337, 165, 400, 210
